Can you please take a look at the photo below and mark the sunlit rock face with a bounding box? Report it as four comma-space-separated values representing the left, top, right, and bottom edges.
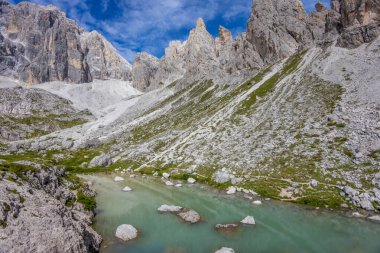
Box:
0, 0, 131, 84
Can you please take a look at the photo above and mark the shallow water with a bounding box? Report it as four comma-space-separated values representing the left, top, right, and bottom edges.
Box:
85, 174, 380, 253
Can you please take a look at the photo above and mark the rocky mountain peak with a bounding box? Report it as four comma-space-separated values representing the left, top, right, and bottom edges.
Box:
196, 17, 206, 29
0, 0, 131, 84
217, 26, 233, 45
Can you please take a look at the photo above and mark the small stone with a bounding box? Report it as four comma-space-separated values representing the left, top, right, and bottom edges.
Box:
175, 184, 182, 187
130, 174, 136, 178
187, 178, 196, 184
352, 212, 363, 217
253, 200, 262, 205
310, 179, 318, 188
157, 204, 183, 212
163, 173, 170, 179
215, 223, 239, 230
226, 186, 236, 195
122, 186, 132, 192
165, 181, 174, 186
215, 247, 235, 253
115, 224, 138, 241
240, 216, 256, 225
153, 172, 158, 177
368, 215, 380, 222
114, 176, 124, 182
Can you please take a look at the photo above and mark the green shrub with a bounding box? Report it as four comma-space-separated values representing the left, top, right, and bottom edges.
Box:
77, 191, 96, 211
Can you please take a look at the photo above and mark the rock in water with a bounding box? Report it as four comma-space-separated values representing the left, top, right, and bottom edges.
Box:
165, 181, 174, 186
163, 172, 170, 179
122, 186, 132, 192
253, 200, 262, 205
115, 224, 138, 241
368, 215, 380, 222
215, 247, 235, 253
187, 177, 196, 184
157, 204, 183, 213
114, 176, 124, 182
226, 186, 237, 195
240, 216, 256, 225
177, 209, 201, 223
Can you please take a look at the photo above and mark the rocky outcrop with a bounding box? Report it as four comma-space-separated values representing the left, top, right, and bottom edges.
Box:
132, 52, 160, 92
0, 86, 93, 141
335, 0, 380, 47
247, 0, 313, 63
81, 31, 132, 81
0, 163, 102, 253
115, 224, 138, 241
0, 1, 131, 84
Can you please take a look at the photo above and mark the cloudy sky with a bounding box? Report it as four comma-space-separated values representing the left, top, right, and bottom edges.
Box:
9, 0, 329, 62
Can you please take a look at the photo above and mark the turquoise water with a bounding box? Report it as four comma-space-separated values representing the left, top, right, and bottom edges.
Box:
85, 174, 380, 253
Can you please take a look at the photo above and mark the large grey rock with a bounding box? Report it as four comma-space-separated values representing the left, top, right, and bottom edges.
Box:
115, 224, 138, 241
0, 165, 102, 253
177, 209, 201, 223
0, 1, 131, 84
89, 154, 112, 167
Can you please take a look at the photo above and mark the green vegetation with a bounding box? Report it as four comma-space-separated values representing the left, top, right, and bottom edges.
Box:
0, 162, 38, 180
295, 192, 344, 208
327, 122, 346, 128
235, 51, 307, 115
77, 191, 97, 211
0, 114, 88, 139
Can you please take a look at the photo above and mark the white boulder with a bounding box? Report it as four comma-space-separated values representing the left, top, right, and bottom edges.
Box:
175, 184, 182, 187
115, 224, 138, 241
163, 173, 170, 179
122, 186, 132, 192
253, 200, 262, 205
157, 204, 183, 212
187, 178, 196, 184
226, 186, 236, 195
240, 216, 256, 225
165, 181, 174, 186
114, 176, 124, 182
215, 247, 235, 253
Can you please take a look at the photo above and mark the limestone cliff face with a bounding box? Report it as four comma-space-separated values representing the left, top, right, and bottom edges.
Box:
132, 19, 262, 91
334, 0, 380, 48
132, 52, 160, 92
0, 0, 131, 84
81, 31, 132, 81
247, 0, 313, 64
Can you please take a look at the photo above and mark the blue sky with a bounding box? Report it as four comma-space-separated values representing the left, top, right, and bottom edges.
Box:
9, 0, 329, 62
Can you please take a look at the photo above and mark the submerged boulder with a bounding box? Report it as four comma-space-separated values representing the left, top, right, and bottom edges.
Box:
177, 209, 201, 223
115, 224, 138, 241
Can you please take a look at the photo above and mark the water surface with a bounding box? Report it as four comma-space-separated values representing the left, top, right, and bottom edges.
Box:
85, 174, 380, 253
